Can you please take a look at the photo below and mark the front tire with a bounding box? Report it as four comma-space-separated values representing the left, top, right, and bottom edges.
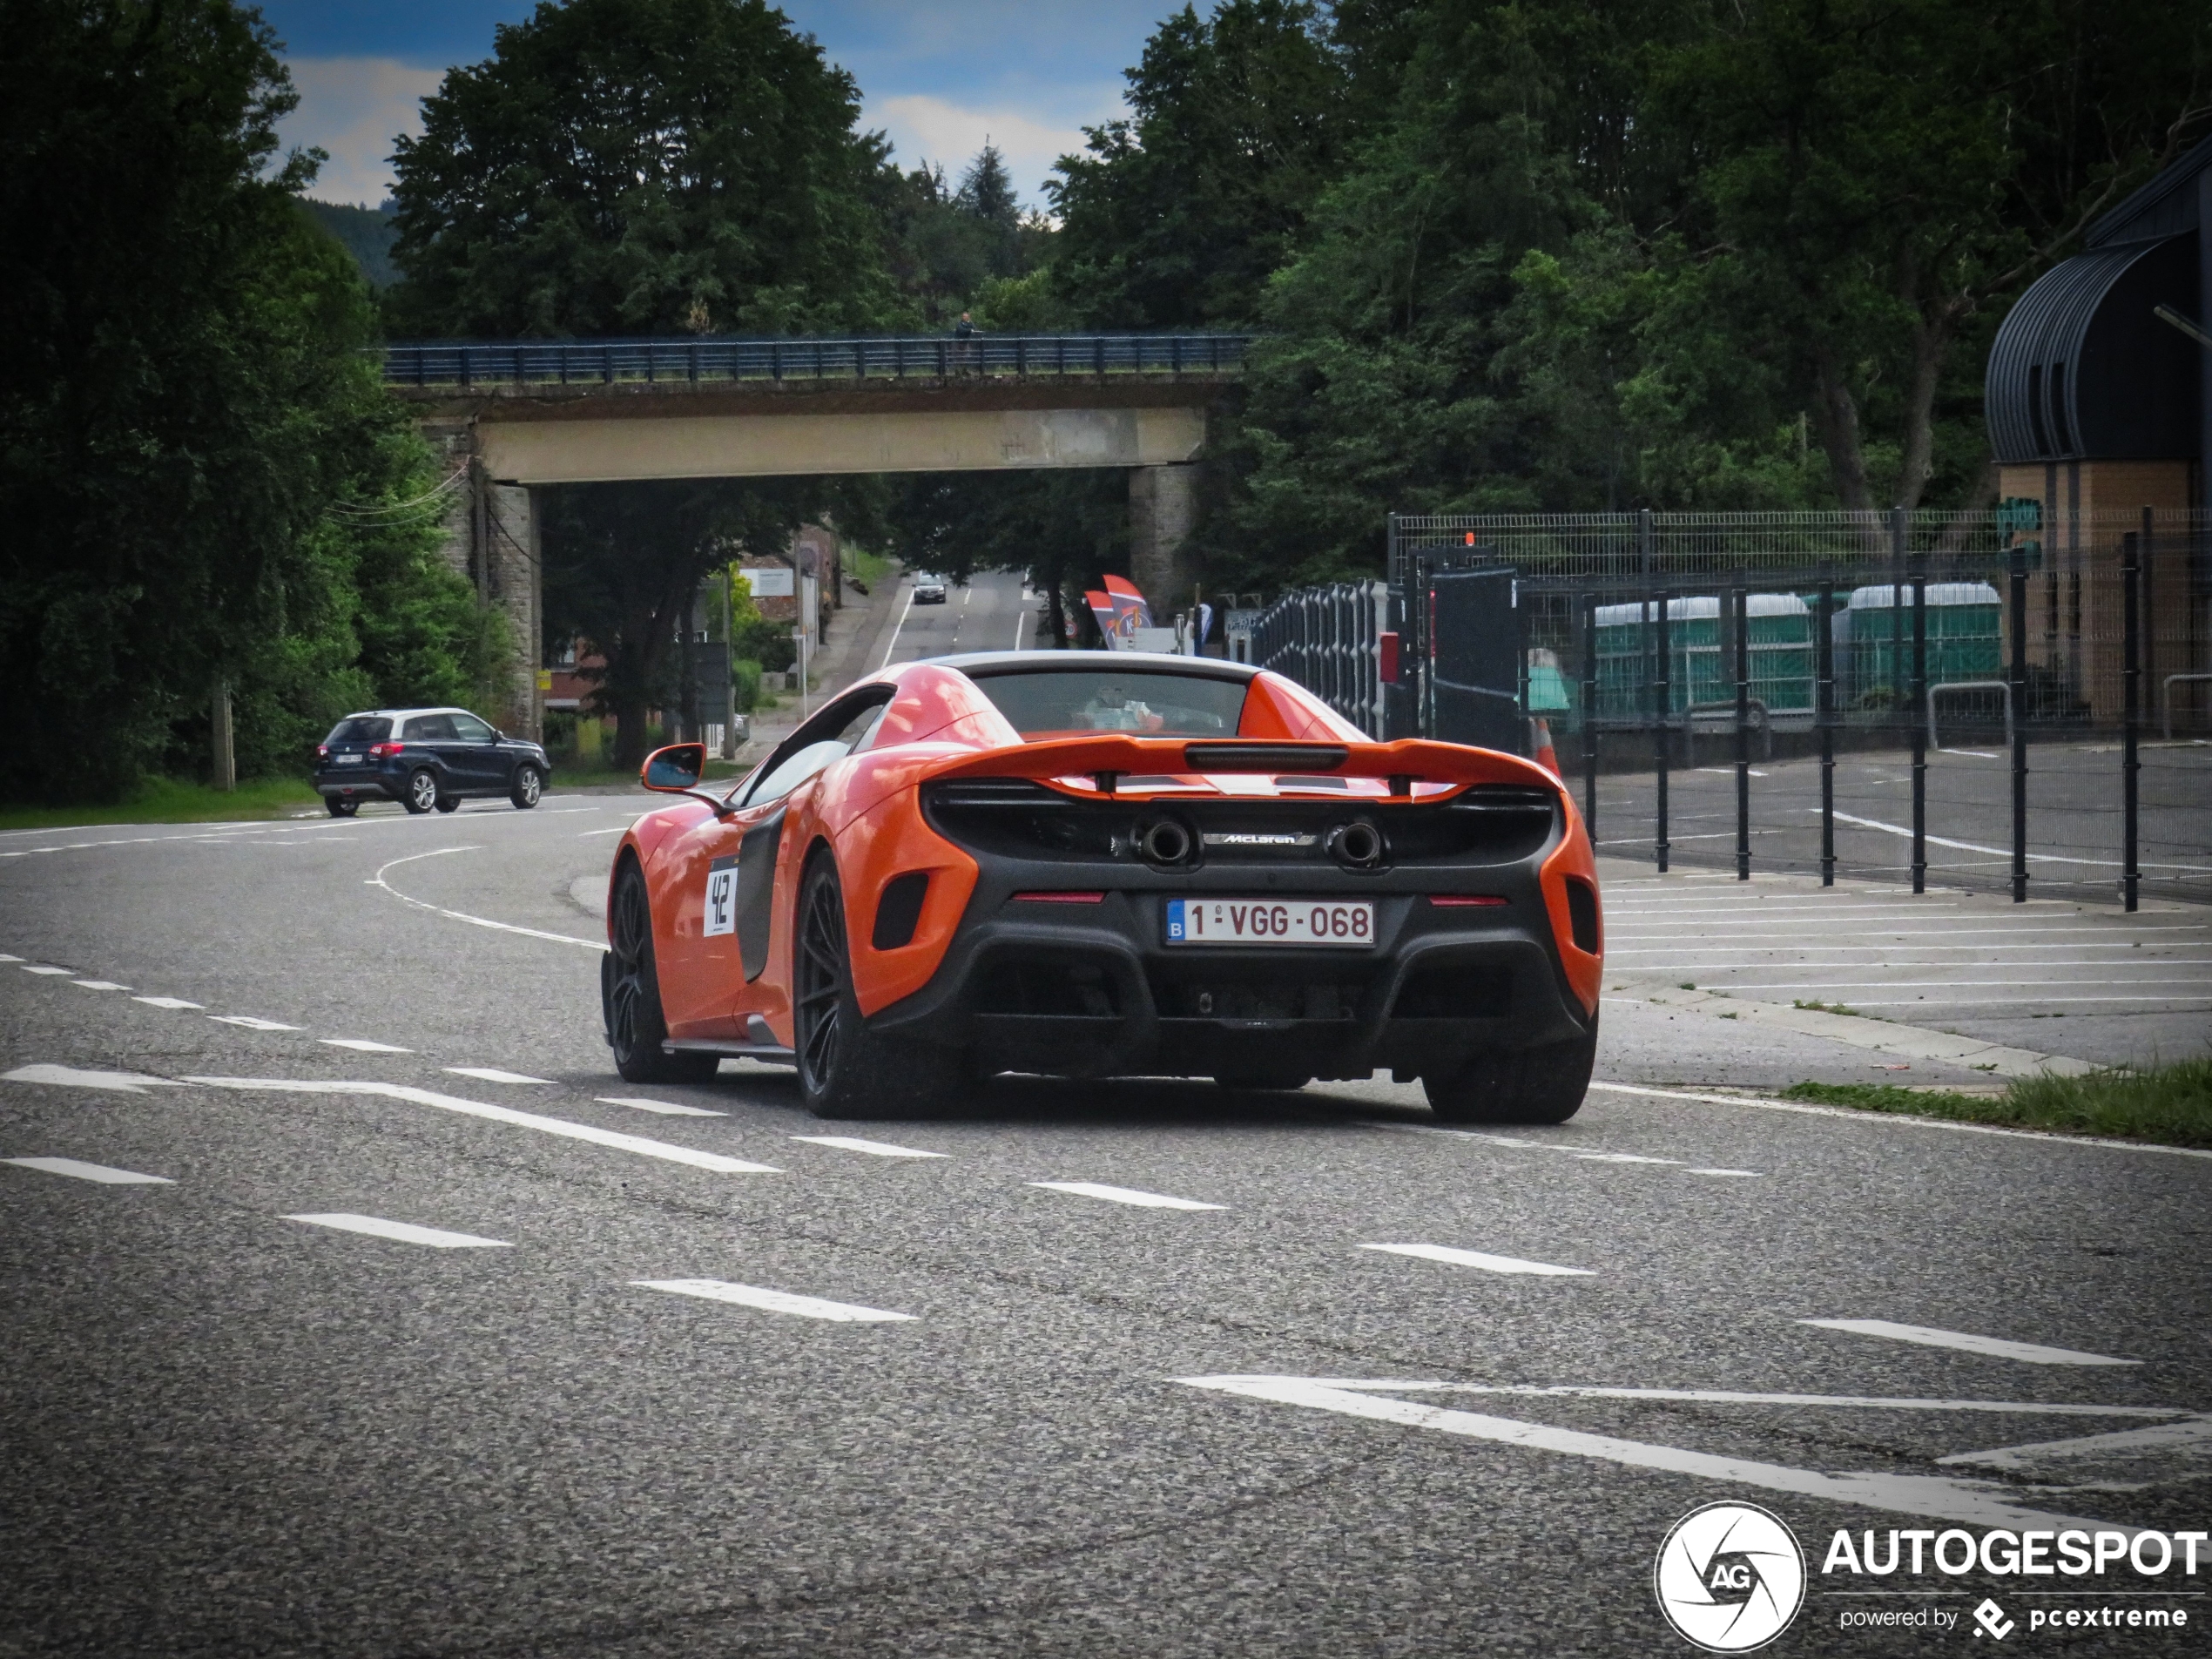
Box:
509, 764, 543, 809
604, 860, 719, 1085
403, 769, 438, 814
435, 794, 462, 814
794, 855, 964, 1119
1423, 1018, 1597, 1126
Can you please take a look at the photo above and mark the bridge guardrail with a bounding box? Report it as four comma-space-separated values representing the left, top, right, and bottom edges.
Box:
382, 334, 1253, 388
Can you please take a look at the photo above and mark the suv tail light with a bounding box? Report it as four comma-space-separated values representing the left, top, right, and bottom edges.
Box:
368, 742, 402, 758
316, 745, 328, 759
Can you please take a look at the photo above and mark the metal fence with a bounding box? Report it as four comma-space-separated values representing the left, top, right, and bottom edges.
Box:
382, 333, 1253, 390
1305, 506, 2212, 909
1248, 581, 1392, 738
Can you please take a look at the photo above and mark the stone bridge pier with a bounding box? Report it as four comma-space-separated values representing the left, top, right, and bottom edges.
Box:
422, 418, 543, 744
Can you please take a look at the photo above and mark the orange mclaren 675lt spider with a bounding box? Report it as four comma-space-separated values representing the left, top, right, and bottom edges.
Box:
603, 651, 1603, 1123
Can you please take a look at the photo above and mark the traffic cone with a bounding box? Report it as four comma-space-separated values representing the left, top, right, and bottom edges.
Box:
1532, 717, 1561, 778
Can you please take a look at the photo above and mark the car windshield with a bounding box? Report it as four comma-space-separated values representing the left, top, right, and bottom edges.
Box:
968, 669, 1245, 737
327, 717, 391, 744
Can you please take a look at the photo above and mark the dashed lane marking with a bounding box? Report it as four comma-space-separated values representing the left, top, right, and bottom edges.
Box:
70, 980, 129, 991
598, 1096, 725, 1117
445, 1066, 551, 1085
1936, 1417, 2212, 1473
1399, 1384, 2182, 1419
1363, 1118, 1730, 1172
4, 1157, 172, 1185
792, 1136, 949, 1158
368, 846, 608, 952
18, 965, 72, 976
1686, 1168, 1763, 1177
1361, 1243, 1594, 1277
209, 1015, 304, 1032
185, 1076, 781, 1172
635, 1278, 916, 1323
1799, 1318, 2139, 1367
0, 954, 19, 962
1029, 1180, 1224, 1211
3, 1063, 184, 1093
321, 1039, 412, 1054
132, 996, 202, 1009
1174, 1376, 2135, 1533
283, 1212, 511, 1248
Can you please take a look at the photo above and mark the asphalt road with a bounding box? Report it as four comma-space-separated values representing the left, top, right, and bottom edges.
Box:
877, 569, 1040, 670
3, 799, 2209, 1656
1585, 739, 2212, 907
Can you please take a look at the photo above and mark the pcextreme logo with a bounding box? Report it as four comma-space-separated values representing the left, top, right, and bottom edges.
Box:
1656, 1502, 1809, 1652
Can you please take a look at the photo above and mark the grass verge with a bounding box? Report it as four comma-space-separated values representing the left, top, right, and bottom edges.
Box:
1782, 1060, 2212, 1149
0, 776, 323, 832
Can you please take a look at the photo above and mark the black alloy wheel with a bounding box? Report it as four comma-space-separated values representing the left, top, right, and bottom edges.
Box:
1422, 1016, 1597, 1125
604, 860, 718, 1085
510, 764, 543, 810
794, 856, 964, 1120
325, 797, 358, 818
404, 769, 439, 814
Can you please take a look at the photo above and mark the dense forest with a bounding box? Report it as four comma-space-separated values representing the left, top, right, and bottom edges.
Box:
5, 0, 2206, 799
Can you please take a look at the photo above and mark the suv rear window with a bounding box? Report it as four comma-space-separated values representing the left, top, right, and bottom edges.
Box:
327, 717, 391, 744
968, 669, 1245, 737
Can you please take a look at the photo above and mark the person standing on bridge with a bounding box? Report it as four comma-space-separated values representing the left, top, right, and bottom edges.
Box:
954, 310, 977, 374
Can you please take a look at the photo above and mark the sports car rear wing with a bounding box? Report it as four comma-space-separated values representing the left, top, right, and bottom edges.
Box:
929, 735, 1561, 799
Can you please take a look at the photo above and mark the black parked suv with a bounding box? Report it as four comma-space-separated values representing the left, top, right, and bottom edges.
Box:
315, 707, 553, 817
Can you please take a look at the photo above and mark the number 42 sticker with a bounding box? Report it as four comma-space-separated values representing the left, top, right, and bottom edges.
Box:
703, 855, 738, 937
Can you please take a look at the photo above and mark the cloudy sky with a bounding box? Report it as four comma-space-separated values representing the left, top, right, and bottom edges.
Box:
260, 1, 1184, 209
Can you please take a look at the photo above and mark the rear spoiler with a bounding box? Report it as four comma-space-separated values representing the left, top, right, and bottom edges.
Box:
930, 736, 1559, 798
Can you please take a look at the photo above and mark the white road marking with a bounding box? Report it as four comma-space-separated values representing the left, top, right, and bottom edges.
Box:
634, 1278, 916, 1322
792, 1135, 948, 1158
598, 1096, 726, 1117
875, 583, 919, 671
321, 1039, 412, 1053
1937, 1417, 2212, 1472
1799, 1319, 2138, 1367
70, 980, 129, 991
368, 846, 608, 952
445, 1066, 551, 1084
577, 826, 628, 837
19, 964, 73, 975
2, 1063, 183, 1093
184, 1077, 782, 1173
3, 1156, 172, 1184
1415, 1384, 2182, 1419
1175, 1376, 2134, 1533
1362, 1243, 1594, 1277
1029, 1180, 1224, 1211
1679, 977, 2210, 991
0, 954, 19, 961
1585, 1080, 2212, 1162
209, 1015, 303, 1031
1824, 809, 2212, 873
284, 1212, 512, 1247
1364, 1118, 1692, 1168
132, 995, 202, 1009
1686, 1168, 1763, 1177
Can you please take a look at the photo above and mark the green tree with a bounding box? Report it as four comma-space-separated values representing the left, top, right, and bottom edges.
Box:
0, 0, 484, 802
1049, 0, 1347, 328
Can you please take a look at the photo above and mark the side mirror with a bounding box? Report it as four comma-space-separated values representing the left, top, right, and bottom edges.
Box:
643, 742, 705, 792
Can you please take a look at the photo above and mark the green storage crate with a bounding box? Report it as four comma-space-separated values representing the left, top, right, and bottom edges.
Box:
1842, 583, 2001, 711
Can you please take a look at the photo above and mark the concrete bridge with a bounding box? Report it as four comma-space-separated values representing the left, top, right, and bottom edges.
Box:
388, 334, 1251, 737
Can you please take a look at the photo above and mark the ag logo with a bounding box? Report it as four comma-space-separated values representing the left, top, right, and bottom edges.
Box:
1654, 1501, 1806, 1652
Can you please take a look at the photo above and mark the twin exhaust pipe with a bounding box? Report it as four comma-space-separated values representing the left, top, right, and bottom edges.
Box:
1133, 816, 1386, 871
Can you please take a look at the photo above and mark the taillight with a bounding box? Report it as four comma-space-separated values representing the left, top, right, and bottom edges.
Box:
316, 745, 328, 759
1427, 894, 1507, 907
368, 742, 401, 758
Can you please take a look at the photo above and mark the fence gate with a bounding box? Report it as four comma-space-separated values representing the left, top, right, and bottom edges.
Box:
1426, 567, 1523, 752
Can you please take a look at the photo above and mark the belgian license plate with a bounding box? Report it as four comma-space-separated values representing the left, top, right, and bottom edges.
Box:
335, 753, 362, 765
1165, 898, 1373, 947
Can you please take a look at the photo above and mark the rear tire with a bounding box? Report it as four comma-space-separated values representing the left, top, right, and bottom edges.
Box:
325, 797, 358, 818
435, 794, 462, 814
604, 860, 720, 1085
1423, 1017, 1597, 1125
403, 768, 438, 814
510, 764, 542, 809
794, 855, 965, 1119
